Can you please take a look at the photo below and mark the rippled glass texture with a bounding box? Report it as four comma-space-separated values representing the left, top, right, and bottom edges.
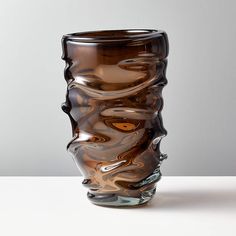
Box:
61, 29, 169, 207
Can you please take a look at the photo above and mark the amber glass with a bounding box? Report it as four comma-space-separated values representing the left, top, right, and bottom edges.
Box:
61, 29, 169, 207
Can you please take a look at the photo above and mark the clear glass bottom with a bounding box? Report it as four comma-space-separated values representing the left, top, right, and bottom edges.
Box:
87, 188, 156, 207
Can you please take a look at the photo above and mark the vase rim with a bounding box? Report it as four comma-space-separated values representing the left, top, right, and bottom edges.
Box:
62, 29, 165, 43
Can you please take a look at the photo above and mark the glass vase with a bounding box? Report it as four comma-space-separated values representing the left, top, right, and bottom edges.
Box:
61, 29, 169, 207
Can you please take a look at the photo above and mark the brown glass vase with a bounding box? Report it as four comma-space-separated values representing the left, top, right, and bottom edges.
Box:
61, 29, 169, 207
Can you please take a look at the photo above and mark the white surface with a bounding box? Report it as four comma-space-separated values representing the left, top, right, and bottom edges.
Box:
0, 177, 235, 236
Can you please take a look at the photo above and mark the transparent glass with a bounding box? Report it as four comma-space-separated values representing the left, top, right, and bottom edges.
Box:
61, 29, 169, 207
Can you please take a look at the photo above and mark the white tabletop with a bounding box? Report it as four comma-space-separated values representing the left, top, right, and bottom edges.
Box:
0, 177, 235, 236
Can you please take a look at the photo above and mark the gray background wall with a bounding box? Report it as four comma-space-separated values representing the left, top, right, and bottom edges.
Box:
0, 0, 235, 176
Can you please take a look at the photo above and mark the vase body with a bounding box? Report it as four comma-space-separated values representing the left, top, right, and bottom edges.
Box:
61, 29, 168, 207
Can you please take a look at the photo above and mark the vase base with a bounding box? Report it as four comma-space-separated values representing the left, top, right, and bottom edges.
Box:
87, 188, 156, 207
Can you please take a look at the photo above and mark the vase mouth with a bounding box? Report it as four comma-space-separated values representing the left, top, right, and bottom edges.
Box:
62, 29, 164, 43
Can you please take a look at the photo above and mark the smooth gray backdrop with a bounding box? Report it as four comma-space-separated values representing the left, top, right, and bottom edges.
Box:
0, 0, 235, 175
